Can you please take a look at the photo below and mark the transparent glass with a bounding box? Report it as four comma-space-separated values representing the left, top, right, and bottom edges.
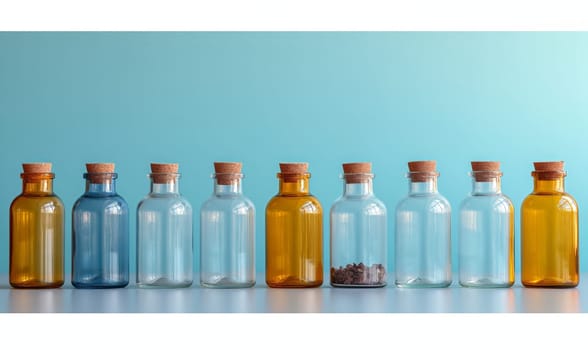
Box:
200, 174, 255, 288
458, 173, 514, 288
10, 173, 65, 288
72, 173, 129, 288
521, 175, 578, 287
136, 173, 193, 288
266, 173, 323, 288
395, 173, 451, 287
330, 174, 387, 287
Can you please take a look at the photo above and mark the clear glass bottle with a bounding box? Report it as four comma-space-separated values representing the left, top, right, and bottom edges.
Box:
458, 161, 514, 288
137, 163, 193, 288
200, 162, 255, 288
266, 162, 323, 288
521, 161, 579, 287
10, 163, 64, 288
395, 160, 451, 288
72, 163, 129, 288
330, 162, 387, 287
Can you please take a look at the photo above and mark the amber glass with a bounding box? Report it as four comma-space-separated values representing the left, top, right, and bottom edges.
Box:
10, 173, 65, 288
521, 175, 578, 287
266, 173, 323, 287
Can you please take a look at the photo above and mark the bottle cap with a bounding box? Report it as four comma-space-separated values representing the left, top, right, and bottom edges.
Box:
150, 163, 179, 183
279, 162, 309, 183
407, 160, 437, 182
86, 163, 115, 183
22, 163, 52, 173
214, 162, 242, 185
471, 161, 501, 181
532, 161, 565, 180
342, 162, 372, 183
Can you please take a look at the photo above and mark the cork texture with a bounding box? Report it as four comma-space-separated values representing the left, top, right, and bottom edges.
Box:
533, 161, 565, 180
471, 161, 501, 181
408, 160, 437, 182
150, 163, 179, 183
342, 162, 372, 183
85, 163, 115, 183
214, 162, 242, 185
22, 163, 52, 173
279, 162, 308, 183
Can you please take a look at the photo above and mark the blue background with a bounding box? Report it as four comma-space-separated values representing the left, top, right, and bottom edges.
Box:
0, 32, 587, 277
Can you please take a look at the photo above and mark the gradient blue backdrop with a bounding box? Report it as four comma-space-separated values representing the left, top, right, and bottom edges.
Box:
1, 32, 587, 278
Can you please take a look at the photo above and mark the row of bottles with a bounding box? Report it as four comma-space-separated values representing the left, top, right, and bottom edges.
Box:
8, 160, 578, 289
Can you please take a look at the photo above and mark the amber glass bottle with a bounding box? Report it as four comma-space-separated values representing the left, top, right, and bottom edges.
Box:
266, 163, 323, 288
521, 161, 578, 288
10, 163, 65, 288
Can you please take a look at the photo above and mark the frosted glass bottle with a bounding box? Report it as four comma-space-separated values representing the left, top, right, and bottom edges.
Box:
72, 163, 129, 288
266, 162, 323, 288
137, 163, 193, 288
458, 161, 514, 288
395, 160, 451, 288
10, 163, 64, 288
200, 162, 255, 288
521, 161, 579, 287
330, 162, 387, 287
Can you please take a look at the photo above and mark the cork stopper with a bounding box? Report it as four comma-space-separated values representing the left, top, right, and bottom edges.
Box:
214, 162, 242, 185
150, 163, 179, 183
22, 163, 52, 173
408, 161, 437, 182
279, 162, 309, 183
86, 163, 115, 183
471, 161, 501, 181
533, 161, 565, 180
342, 162, 372, 183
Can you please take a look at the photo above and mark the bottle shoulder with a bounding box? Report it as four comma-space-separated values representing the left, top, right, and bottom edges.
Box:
330, 195, 387, 215
74, 194, 129, 212
137, 194, 192, 211
266, 194, 322, 212
201, 194, 255, 212
11, 193, 64, 210
460, 193, 514, 212
522, 192, 578, 211
396, 193, 451, 213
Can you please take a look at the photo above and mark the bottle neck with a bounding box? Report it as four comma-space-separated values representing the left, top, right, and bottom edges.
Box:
343, 177, 373, 197
84, 173, 117, 194
471, 177, 501, 195
21, 173, 54, 195
214, 179, 242, 196
533, 177, 565, 193
409, 177, 438, 194
149, 173, 180, 194
278, 174, 310, 195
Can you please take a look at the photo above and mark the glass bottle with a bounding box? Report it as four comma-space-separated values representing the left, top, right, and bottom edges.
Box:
10, 163, 64, 288
266, 162, 323, 288
200, 162, 255, 288
458, 161, 514, 288
72, 163, 129, 288
521, 161, 578, 287
395, 160, 451, 288
330, 162, 387, 287
137, 163, 193, 288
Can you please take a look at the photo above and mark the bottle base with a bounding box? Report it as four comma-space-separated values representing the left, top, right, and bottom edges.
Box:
330, 282, 386, 288
395, 278, 451, 288
10, 280, 64, 289
72, 281, 129, 289
201, 279, 256, 289
137, 277, 193, 288
459, 278, 513, 288
522, 279, 578, 288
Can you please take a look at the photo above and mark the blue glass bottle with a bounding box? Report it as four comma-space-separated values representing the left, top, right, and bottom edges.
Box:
395, 160, 451, 288
200, 162, 255, 288
459, 161, 514, 288
330, 162, 387, 287
137, 163, 193, 288
72, 163, 129, 288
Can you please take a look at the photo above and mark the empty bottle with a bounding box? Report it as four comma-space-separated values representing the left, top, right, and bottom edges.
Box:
72, 163, 129, 288
521, 161, 579, 287
200, 162, 255, 288
266, 163, 323, 288
458, 161, 514, 288
10, 163, 64, 288
395, 160, 451, 288
330, 162, 387, 287
137, 163, 193, 288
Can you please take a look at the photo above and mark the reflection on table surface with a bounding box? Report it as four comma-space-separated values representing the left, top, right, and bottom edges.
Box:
0, 276, 585, 313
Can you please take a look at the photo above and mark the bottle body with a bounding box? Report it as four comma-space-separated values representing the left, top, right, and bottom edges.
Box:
10, 174, 65, 288
137, 178, 193, 288
459, 182, 514, 287
72, 176, 129, 288
200, 179, 255, 288
266, 172, 323, 288
330, 178, 387, 287
395, 172, 451, 288
521, 176, 578, 287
